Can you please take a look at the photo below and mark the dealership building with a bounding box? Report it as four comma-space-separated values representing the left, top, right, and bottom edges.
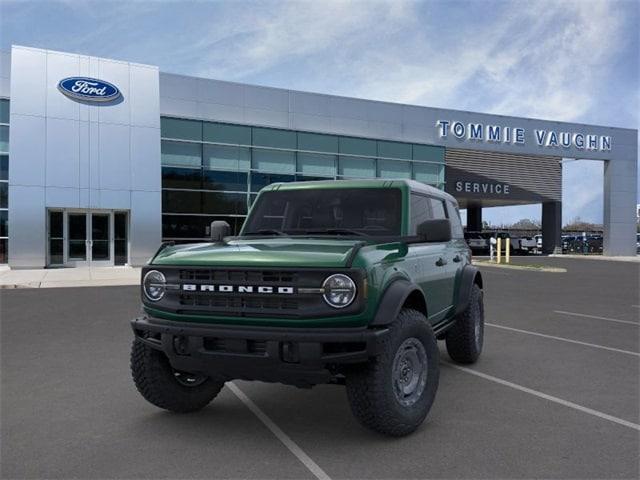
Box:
0, 45, 637, 268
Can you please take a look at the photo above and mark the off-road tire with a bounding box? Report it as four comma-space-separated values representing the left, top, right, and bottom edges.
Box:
345, 308, 439, 436
131, 340, 224, 413
445, 283, 484, 364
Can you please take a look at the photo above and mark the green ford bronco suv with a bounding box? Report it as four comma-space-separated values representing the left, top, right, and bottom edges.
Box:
130, 179, 484, 436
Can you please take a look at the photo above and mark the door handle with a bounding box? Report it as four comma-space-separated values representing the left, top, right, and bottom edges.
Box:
453, 255, 462, 263
436, 257, 447, 267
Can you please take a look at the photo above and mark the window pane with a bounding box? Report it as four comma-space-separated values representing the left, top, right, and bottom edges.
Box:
378, 141, 411, 160
162, 190, 202, 213
161, 117, 201, 141
203, 144, 250, 171
202, 192, 247, 215
296, 175, 332, 182
252, 127, 296, 149
413, 163, 443, 185
161, 141, 201, 167
0, 126, 8, 153
48, 211, 63, 238
0, 155, 7, 181
114, 213, 127, 240
202, 170, 247, 192
378, 159, 411, 179
447, 201, 464, 239
250, 172, 295, 192
297, 132, 338, 153
0, 210, 7, 237
338, 156, 376, 178
0, 99, 9, 124
163, 215, 242, 239
429, 198, 447, 219
339, 137, 376, 157
244, 188, 403, 236
49, 239, 62, 265
297, 152, 336, 177
410, 195, 431, 234
252, 148, 295, 173
0, 183, 7, 208
0, 238, 7, 263
162, 167, 202, 189
413, 144, 445, 163
203, 122, 251, 145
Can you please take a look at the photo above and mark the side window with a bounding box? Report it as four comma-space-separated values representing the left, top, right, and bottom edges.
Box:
410, 194, 431, 234
428, 198, 448, 220
446, 201, 464, 239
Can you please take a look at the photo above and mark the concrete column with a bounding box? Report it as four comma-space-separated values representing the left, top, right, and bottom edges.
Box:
603, 153, 637, 256
467, 205, 483, 231
542, 201, 562, 254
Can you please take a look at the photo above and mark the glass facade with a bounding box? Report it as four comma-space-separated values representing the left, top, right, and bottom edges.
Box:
0, 99, 8, 263
160, 117, 446, 241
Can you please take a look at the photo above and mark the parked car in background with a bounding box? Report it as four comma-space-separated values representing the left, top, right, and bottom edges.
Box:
464, 231, 489, 254
518, 236, 537, 254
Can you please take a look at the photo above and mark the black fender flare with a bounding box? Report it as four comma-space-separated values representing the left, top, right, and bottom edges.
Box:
454, 265, 483, 316
369, 279, 427, 327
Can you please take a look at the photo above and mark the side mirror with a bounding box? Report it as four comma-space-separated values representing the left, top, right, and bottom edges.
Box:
417, 219, 452, 242
210, 220, 231, 243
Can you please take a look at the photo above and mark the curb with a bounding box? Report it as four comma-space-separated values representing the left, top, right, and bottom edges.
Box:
473, 261, 567, 273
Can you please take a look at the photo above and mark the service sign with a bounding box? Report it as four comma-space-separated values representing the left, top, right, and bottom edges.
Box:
58, 77, 121, 102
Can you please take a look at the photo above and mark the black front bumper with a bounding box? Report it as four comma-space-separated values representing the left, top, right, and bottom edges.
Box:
131, 316, 389, 387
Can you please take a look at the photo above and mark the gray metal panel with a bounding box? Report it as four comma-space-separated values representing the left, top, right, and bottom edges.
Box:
98, 122, 130, 190
129, 190, 161, 266
9, 114, 46, 186
45, 117, 80, 188
0, 50, 10, 98
8, 185, 46, 267
10, 47, 46, 117
130, 126, 161, 191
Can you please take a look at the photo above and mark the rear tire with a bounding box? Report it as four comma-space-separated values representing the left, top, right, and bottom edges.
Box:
346, 309, 439, 436
131, 340, 224, 413
445, 283, 484, 364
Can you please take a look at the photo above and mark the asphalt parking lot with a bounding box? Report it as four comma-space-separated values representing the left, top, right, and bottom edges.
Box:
1, 257, 639, 479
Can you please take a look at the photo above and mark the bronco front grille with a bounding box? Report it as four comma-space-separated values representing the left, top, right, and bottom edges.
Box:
144, 267, 366, 319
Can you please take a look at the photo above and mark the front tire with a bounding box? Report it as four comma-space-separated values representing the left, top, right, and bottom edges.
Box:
346, 309, 440, 436
445, 283, 484, 364
130, 340, 224, 413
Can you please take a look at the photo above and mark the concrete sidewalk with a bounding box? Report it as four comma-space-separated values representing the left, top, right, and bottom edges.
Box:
0, 266, 141, 289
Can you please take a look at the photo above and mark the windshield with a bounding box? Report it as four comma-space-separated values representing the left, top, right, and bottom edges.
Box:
242, 188, 402, 237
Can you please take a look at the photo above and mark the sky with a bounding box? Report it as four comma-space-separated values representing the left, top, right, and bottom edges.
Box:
1, 0, 638, 226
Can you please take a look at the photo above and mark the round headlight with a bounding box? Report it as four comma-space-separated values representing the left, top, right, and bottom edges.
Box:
143, 270, 166, 302
322, 274, 356, 308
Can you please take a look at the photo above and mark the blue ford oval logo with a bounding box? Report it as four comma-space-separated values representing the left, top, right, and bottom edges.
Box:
58, 77, 121, 102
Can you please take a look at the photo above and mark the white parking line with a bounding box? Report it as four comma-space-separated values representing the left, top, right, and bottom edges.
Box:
486, 323, 640, 357
228, 382, 331, 480
554, 310, 639, 326
446, 363, 640, 431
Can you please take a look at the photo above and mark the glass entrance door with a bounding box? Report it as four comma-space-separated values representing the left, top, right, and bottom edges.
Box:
90, 213, 111, 265
47, 210, 129, 267
67, 213, 88, 265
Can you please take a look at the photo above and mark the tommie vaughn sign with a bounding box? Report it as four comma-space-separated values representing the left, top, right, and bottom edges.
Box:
58, 77, 121, 102
436, 120, 612, 152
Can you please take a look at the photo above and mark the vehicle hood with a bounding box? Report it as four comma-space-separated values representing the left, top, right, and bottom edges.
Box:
151, 238, 365, 268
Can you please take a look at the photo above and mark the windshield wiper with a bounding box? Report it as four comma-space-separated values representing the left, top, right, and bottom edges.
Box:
244, 229, 288, 236
304, 228, 367, 237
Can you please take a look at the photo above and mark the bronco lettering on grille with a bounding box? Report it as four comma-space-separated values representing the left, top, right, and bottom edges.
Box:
182, 284, 295, 294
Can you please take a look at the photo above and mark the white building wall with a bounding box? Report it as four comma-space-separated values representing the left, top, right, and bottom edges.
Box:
8, 46, 161, 267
